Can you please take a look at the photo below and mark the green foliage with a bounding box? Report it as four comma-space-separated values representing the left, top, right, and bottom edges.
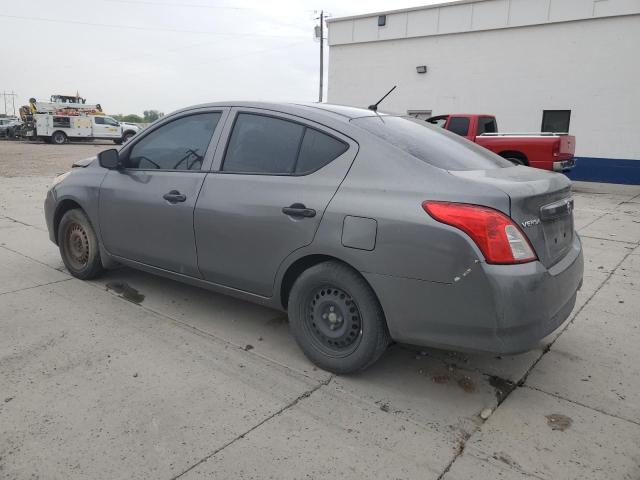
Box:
143, 110, 164, 122
113, 110, 165, 123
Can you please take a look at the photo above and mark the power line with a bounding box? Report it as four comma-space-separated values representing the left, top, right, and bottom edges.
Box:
103, 0, 315, 13
104, 0, 254, 9
0, 13, 307, 39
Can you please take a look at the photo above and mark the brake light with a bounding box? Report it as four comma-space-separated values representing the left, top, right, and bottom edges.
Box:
422, 201, 537, 264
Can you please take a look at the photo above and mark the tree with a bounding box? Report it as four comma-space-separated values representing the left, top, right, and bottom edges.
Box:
143, 110, 164, 123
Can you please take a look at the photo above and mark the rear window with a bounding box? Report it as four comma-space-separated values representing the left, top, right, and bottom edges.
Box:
477, 116, 497, 135
352, 116, 512, 171
446, 117, 470, 136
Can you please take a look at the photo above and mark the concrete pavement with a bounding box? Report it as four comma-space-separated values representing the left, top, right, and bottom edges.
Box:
1, 174, 639, 479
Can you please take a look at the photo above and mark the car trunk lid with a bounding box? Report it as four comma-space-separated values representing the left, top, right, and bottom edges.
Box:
450, 167, 573, 268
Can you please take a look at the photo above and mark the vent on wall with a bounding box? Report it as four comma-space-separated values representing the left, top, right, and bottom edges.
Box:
378, 15, 386, 26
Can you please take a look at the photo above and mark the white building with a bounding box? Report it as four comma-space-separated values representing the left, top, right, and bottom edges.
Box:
327, 0, 640, 183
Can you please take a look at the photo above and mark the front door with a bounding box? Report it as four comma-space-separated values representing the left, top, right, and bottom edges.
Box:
194, 109, 357, 296
99, 110, 227, 276
93, 116, 121, 138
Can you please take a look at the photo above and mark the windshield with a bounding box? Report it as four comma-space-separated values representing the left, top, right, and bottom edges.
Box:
352, 115, 512, 171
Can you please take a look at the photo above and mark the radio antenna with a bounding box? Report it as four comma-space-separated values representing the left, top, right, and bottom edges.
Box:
368, 85, 397, 111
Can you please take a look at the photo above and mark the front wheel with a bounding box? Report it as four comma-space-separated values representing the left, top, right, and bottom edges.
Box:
58, 209, 104, 279
288, 261, 390, 374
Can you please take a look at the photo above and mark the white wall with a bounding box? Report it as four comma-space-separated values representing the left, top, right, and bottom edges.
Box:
328, 13, 640, 159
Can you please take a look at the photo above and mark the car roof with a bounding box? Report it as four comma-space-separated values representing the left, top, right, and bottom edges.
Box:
170, 101, 385, 123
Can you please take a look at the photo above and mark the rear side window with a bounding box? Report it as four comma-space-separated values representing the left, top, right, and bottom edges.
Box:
127, 112, 220, 170
477, 116, 497, 135
223, 113, 348, 175
296, 128, 348, 174
352, 116, 512, 171
446, 117, 470, 136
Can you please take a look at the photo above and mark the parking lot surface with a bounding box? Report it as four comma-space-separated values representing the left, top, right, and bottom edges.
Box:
1, 142, 639, 479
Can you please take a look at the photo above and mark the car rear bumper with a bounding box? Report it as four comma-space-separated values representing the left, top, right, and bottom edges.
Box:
364, 234, 584, 354
553, 157, 576, 172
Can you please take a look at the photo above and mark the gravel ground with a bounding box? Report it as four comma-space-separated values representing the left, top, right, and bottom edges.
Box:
0, 140, 114, 177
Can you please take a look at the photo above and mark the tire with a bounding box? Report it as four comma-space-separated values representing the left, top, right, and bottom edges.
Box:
51, 131, 67, 145
288, 261, 390, 374
122, 131, 135, 143
113, 139, 123, 145
58, 209, 104, 280
507, 157, 525, 166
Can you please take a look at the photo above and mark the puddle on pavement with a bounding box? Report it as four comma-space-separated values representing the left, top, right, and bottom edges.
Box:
106, 281, 145, 304
545, 413, 572, 431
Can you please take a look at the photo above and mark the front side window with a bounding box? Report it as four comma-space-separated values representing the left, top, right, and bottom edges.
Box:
223, 113, 347, 175
127, 112, 221, 170
104, 117, 119, 126
446, 117, 470, 136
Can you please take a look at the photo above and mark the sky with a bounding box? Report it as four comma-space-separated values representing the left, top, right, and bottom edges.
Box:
0, 0, 451, 116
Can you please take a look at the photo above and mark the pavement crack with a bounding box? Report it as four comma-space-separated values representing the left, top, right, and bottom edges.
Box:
524, 385, 640, 426
81, 278, 324, 383
0, 243, 68, 273
170, 376, 333, 480
0, 278, 72, 296
516, 243, 638, 388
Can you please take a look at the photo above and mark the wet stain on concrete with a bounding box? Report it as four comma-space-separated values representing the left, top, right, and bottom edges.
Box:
106, 281, 145, 304
546, 413, 572, 431
457, 376, 476, 393
266, 316, 287, 327
488, 375, 516, 403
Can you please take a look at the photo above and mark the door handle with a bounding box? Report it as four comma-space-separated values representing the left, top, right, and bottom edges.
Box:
282, 203, 316, 218
163, 190, 187, 203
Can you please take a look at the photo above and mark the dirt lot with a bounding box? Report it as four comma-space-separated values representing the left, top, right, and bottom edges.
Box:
1, 141, 640, 479
0, 140, 114, 177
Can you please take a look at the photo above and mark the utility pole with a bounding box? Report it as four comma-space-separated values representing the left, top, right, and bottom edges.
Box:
1, 91, 18, 116
318, 10, 324, 103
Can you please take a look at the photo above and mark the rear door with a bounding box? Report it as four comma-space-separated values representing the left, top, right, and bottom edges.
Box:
99, 109, 228, 276
194, 108, 357, 296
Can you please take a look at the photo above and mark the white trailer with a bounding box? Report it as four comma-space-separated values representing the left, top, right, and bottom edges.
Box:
26, 113, 139, 145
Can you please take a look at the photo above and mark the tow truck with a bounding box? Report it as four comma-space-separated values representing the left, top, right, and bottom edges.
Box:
20, 94, 139, 145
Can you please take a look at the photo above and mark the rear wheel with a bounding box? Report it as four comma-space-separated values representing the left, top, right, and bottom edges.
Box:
288, 261, 390, 374
51, 131, 67, 145
58, 209, 104, 279
507, 157, 525, 166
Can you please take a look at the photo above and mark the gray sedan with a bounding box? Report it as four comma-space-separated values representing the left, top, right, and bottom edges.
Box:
44, 102, 584, 373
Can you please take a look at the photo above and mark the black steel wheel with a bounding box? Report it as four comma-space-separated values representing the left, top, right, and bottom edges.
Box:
58, 209, 104, 279
305, 286, 363, 357
288, 261, 390, 374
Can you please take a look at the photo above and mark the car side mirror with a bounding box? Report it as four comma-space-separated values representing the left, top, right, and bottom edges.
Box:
98, 149, 121, 170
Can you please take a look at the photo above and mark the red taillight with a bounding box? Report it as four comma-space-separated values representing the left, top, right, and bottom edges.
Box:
422, 201, 537, 264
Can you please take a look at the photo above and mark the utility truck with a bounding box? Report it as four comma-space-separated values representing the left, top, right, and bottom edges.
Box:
20, 94, 139, 145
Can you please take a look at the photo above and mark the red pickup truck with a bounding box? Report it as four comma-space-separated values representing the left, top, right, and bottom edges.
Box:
427, 114, 576, 172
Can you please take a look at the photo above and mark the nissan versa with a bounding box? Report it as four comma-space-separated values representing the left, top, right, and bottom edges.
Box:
44, 102, 584, 373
